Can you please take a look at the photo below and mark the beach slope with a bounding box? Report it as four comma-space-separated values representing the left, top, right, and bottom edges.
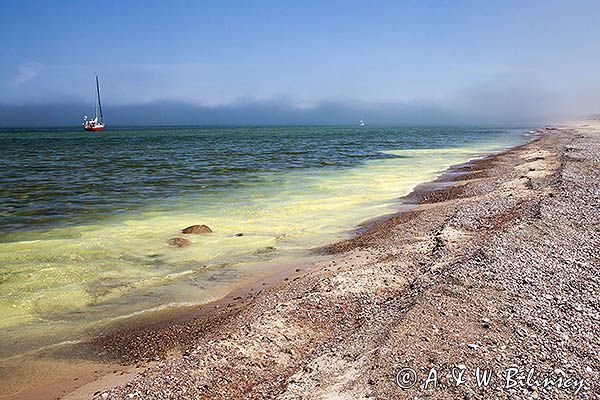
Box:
85, 121, 599, 399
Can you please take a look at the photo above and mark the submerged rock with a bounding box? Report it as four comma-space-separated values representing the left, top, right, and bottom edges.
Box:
182, 224, 212, 235
167, 237, 192, 248
255, 246, 276, 254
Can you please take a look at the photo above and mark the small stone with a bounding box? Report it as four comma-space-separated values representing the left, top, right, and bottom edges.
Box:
255, 246, 276, 254
167, 237, 192, 248
518, 329, 528, 337
182, 224, 212, 234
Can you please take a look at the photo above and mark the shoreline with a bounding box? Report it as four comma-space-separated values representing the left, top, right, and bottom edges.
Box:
5, 122, 599, 399
1, 130, 542, 400
86, 137, 539, 363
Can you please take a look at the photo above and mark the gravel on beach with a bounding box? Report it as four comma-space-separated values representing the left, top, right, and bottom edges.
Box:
88, 122, 599, 400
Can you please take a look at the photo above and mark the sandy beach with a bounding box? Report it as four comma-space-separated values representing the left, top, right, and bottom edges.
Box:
6, 121, 599, 399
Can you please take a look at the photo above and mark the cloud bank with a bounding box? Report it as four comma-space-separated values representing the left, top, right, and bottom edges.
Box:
0, 94, 578, 128
0, 70, 588, 127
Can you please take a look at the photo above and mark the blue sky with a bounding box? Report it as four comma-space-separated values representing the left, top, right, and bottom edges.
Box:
1, 0, 599, 125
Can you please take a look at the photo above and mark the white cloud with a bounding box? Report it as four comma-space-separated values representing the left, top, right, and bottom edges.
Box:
8, 63, 44, 87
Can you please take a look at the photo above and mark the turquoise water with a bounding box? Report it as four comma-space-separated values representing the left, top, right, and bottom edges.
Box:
0, 126, 529, 358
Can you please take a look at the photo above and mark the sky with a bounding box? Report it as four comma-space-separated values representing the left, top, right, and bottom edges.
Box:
1, 0, 599, 126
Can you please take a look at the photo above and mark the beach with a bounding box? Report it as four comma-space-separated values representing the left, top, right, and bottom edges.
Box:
2, 121, 598, 399
3, 1, 600, 398
36, 120, 596, 399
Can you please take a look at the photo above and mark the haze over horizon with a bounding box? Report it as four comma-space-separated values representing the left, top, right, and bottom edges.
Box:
1, 0, 599, 126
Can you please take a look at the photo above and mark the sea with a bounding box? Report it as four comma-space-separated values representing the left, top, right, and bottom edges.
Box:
0, 125, 531, 360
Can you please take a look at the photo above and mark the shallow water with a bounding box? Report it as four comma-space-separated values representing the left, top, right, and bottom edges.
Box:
0, 126, 529, 358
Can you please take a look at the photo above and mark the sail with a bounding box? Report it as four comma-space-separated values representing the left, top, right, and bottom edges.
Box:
96, 76, 103, 122
83, 76, 106, 131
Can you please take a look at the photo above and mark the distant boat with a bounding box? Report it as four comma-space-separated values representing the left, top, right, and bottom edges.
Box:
83, 76, 105, 131
359, 119, 365, 127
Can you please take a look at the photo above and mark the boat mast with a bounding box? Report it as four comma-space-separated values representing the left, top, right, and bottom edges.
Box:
95, 76, 103, 122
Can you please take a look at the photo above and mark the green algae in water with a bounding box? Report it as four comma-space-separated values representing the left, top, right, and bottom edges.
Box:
0, 125, 529, 358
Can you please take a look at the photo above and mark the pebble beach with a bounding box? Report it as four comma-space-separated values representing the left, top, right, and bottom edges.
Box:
44, 120, 598, 399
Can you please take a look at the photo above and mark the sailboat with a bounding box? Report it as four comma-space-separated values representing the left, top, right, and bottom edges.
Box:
83, 76, 105, 131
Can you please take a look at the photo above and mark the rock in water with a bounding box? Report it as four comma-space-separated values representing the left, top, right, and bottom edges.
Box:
255, 246, 276, 254
167, 237, 192, 247
182, 224, 212, 234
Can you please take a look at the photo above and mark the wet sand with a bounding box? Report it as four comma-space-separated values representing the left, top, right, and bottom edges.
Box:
5, 121, 600, 399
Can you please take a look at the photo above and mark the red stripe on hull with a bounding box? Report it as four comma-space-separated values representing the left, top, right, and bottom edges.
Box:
84, 126, 105, 131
